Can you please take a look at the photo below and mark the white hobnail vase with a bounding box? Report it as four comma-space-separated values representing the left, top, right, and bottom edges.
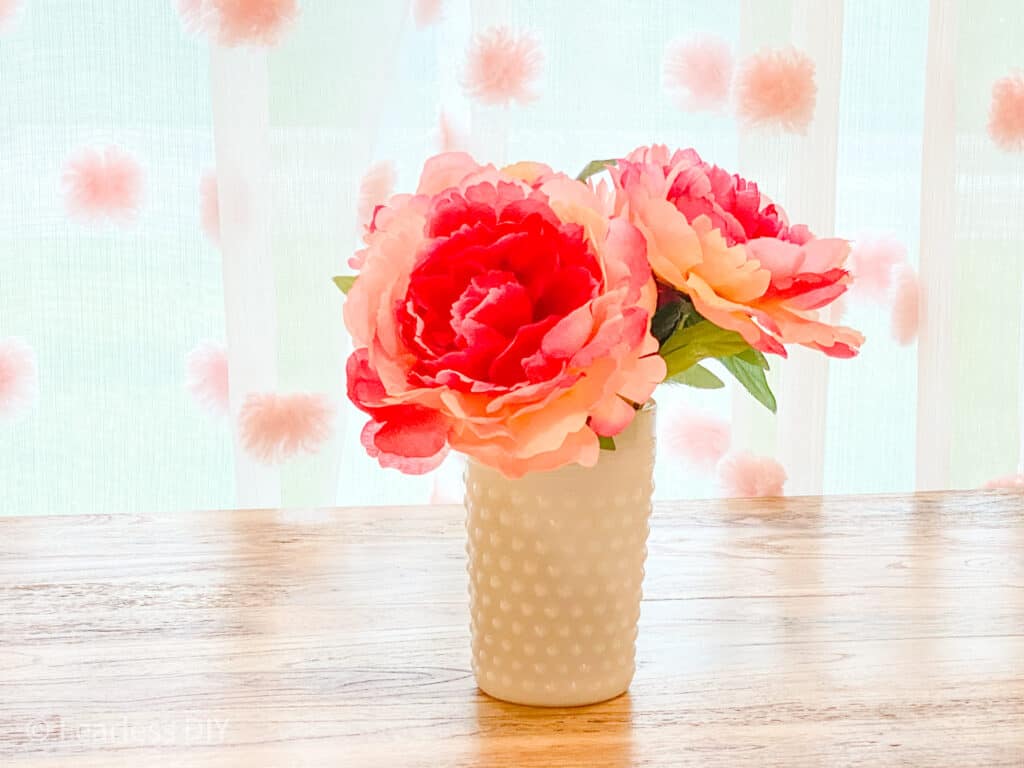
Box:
464, 402, 655, 707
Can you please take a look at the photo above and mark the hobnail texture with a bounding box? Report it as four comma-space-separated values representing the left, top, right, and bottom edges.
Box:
464, 404, 655, 706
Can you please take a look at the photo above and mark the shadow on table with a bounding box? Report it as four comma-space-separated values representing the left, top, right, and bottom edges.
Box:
471, 691, 634, 767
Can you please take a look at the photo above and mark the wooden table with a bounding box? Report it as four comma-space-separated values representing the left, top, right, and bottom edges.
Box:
1, 491, 1023, 767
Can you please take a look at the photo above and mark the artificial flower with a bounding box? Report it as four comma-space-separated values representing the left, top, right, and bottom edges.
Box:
610, 145, 863, 358
344, 152, 665, 477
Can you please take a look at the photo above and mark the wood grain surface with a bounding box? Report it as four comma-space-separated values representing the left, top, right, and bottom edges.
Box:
1, 490, 1023, 767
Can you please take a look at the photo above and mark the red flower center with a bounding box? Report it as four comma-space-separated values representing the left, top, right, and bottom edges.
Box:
397, 182, 603, 391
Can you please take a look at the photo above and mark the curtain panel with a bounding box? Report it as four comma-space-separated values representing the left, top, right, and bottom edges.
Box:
1, 0, 1021, 515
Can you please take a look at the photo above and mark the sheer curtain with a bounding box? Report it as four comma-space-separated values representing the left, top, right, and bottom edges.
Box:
1, 0, 1021, 516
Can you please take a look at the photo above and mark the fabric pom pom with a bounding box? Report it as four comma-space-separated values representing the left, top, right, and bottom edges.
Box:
988, 71, 1024, 152
211, 0, 296, 45
719, 452, 787, 497
186, 341, 229, 415
663, 35, 733, 112
664, 406, 731, 469
63, 146, 142, 222
239, 392, 334, 463
736, 47, 817, 133
179, 0, 296, 46
849, 234, 906, 302
890, 264, 920, 346
0, 337, 38, 420
438, 110, 467, 153
413, 0, 443, 27
357, 161, 395, 228
984, 474, 1024, 490
464, 26, 543, 106
200, 171, 220, 246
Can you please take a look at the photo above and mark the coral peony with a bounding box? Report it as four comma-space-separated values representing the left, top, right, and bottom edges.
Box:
345, 152, 665, 477
610, 145, 862, 358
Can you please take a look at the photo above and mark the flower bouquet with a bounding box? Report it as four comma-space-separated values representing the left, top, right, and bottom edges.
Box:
337, 146, 862, 706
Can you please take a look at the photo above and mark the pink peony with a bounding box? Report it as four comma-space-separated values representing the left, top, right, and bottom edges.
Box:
613, 145, 809, 247
610, 145, 863, 358
345, 152, 665, 477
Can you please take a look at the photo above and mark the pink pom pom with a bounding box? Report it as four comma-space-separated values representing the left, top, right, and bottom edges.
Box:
186, 341, 229, 415
984, 473, 1024, 490
200, 171, 220, 246
849, 234, 906, 302
890, 264, 919, 346
719, 452, 787, 498
63, 146, 142, 222
357, 161, 395, 228
664, 406, 731, 469
988, 71, 1024, 152
438, 110, 467, 153
413, 0, 443, 27
180, 0, 297, 46
239, 392, 334, 463
736, 47, 817, 133
663, 36, 733, 112
464, 26, 543, 106
0, 337, 38, 420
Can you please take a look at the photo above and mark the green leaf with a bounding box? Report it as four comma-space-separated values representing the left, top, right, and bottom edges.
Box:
575, 158, 617, 182
660, 321, 753, 379
650, 299, 684, 345
735, 346, 770, 370
665, 362, 725, 389
332, 275, 357, 294
598, 435, 616, 451
718, 354, 777, 413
